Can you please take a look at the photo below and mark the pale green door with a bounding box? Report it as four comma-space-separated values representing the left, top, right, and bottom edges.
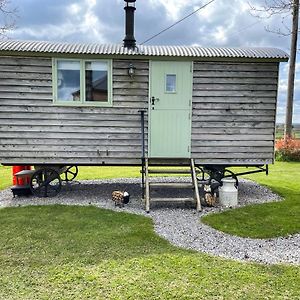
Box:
149, 61, 192, 158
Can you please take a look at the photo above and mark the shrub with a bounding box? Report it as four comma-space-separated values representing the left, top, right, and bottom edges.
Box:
275, 137, 300, 161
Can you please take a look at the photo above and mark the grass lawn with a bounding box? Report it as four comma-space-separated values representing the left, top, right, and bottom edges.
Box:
0, 165, 141, 191
0, 165, 12, 190
0, 162, 300, 298
202, 162, 300, 238
2, 163, 299, 239
0, 205, 300, 299
0, 165, 183, 190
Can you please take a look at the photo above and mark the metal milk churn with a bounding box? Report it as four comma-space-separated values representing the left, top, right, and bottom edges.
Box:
219, 178, 238, 207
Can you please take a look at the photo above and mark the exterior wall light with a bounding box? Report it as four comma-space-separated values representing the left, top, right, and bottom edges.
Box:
128, 63, 136, 78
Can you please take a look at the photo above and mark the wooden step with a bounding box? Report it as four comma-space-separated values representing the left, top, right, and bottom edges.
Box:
143, 158, 201, 212
149, 182, 193, 189
151, 197, 195, 202
148, 169, 191, 174
148, 158, 190, 165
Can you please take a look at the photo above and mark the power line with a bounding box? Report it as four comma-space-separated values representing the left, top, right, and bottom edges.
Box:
140, 0, 216, 45
226, 20, 263, 39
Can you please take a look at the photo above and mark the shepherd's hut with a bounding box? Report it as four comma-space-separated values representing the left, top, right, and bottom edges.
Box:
0, 0, 288, 211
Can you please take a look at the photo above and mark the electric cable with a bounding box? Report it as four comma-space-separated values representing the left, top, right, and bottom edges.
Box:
140, 0, 216, 45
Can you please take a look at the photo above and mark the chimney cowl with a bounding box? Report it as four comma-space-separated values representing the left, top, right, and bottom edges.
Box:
123, 0, 136, 49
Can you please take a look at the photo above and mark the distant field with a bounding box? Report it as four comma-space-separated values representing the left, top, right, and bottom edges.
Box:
275, 125, 300, 139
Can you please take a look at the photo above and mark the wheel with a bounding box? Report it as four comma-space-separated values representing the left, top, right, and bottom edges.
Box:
30, 168, 62, 197
63, 166, 78, 182
195, 166, 211, 184
208, 168, 238, 187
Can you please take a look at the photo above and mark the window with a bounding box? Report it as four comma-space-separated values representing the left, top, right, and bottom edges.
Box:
53, 59, 112, 106
165, 74, 176, 93
57, 60, 80, 102
85, 61, 108, 102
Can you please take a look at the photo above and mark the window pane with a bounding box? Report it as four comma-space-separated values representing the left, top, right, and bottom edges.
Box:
85, 61, 108, 102
57, 60, 80, 101
166, 74, 176, 93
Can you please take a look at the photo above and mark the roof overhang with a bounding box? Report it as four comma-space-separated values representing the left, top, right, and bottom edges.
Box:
0, 40, 289, 62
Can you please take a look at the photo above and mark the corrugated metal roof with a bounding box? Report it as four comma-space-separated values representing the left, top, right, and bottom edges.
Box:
0, 40, 289, 60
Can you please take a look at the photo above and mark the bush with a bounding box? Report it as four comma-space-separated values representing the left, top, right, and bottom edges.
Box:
275, 138, 300, 161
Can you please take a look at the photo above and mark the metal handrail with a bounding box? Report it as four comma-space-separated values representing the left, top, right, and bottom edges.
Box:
139, 110, 146, 199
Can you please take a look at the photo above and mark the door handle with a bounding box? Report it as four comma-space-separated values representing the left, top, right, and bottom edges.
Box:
151, 96, 159, 105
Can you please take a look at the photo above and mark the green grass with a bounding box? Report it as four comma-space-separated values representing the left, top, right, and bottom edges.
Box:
2, 163, 300, 238
0, 205, 300, 299
0, 165, 184, 190
0, 165, 141, 191
1, 163, 300, 298
202, 162, 300, 238
276, 128, 300, 139
0, 165, 12, 190
76, 166, 141, 180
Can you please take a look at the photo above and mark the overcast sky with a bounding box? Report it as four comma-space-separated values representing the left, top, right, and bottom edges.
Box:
3, 0, 300, 124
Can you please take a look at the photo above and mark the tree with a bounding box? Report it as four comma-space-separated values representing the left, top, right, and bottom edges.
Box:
250, 0, 299, 139
0, 0, 16, 38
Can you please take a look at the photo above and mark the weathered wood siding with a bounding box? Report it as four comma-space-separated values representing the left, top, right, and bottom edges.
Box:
0, 56, 279, 166
192, 61, 279, 165
0, 56, 148, 165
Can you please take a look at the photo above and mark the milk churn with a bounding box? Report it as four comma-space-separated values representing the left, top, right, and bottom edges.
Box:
219, 178, 238, 207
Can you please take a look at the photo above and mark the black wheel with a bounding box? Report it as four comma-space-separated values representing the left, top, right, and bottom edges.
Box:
30, 168, 62, 197
63, 166, 78, 182
195, 166, 211, 184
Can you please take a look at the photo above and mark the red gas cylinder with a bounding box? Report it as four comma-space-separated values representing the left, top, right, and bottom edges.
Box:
12, 166, 31, 186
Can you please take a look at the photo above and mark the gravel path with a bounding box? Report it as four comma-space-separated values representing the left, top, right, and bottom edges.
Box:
0, 177, 299, 266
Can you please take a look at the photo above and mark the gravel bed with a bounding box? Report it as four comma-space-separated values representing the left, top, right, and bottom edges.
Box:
1, 177, 299, 265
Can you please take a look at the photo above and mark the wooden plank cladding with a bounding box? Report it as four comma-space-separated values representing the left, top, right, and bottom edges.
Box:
0, 54, 279, 167
192, 61, 279, 165
0, 56, 149, 165
113, 60, 148, 107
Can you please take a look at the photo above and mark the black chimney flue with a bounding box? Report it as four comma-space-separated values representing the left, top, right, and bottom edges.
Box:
123, 0, 136, 49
